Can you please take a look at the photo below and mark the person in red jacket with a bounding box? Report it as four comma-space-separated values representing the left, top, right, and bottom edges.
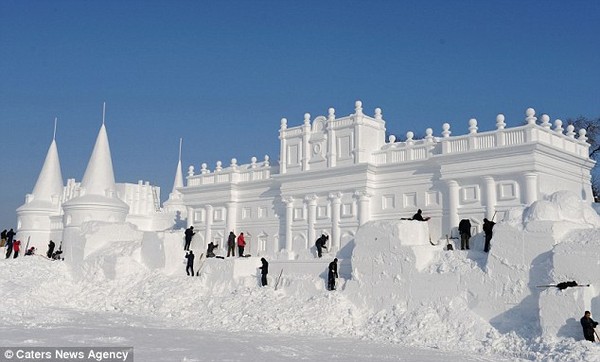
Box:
13, 239, 21, 258
237, 232, 246, 257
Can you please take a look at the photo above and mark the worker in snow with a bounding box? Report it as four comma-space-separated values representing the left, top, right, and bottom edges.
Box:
184, 226, 195, 251
185, 250, 195, 276
237, 232, 246, 257
458, 219, 471, 250
12, 239, 21, 258
0, 229, 6, 247
581, 311, 598, 342
259, 258, 269, 286
47, 240, 55, 259
5, 228, 15, 258
206, 242, 218, 258
227, 231, 236, 257
328, 258, 338, 291
483, 218, 496, 253
411, 209, 430, 221
315, 234, 328, 258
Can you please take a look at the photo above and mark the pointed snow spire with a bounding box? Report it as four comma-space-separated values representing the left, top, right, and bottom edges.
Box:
172, 138, 184, 193
80, 103, 117, 196
30, 117, 64, 202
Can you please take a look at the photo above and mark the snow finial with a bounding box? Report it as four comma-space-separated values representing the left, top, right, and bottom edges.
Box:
264, 155, 270, 167
355, 100, 363, 115
554, 119, 564, 133
328, 108, 335, 121
304, 113, 311, 125
102, 101, 106, 126
374, 108, 382, 120
425, 128, 434, 142
53, 117, 58, 141
540, 114, 551, 129
525, 108, 537, 125
442, 123, 451, 138
566, 124, 576, 138
496, 114, 506, 130
280, 118, 287, 130
388, 135, 396, 143
468, 118, 478, 134
578, 128, 588, 142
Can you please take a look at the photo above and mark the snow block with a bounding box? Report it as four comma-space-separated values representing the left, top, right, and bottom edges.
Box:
539, 286, 597, 340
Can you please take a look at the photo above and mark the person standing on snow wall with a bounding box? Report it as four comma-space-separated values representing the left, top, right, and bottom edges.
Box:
227, 231, 236, 257
47, 240, 55, 259
458, 219, 471, 250
12, 239, 21, 258
581, 311, 598, 342
5, 228, 15, 258
328, 258, 338, 291
411, 209, 430, 221
184, 226, 195, 251
185, 250, 195, 277
315, 234, 328, 258
237, 232, 246, 257
483, 218, 496, 253
259, 258, 269, 286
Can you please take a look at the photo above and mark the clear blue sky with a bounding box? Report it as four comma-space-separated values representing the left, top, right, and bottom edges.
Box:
1, 0, 599, 227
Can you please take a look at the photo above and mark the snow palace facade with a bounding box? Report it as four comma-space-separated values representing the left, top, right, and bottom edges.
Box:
17, 101, 594, 259
176, 101, 593, 259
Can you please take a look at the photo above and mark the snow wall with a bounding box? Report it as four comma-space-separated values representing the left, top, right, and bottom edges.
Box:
56, 190, 600, 344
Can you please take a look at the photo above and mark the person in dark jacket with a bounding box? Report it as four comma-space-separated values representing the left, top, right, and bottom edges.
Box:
227, 231, 236, 257
483, 218, 496, 253
5, 228, 15, 258
259, 258, 269, 286
581, 311, 598, 342
206, 242, 218, 258
411, 209, 430, 221
0, 229, 6, 247
315, 234, 329, 258
185, 250, 195, 276
47, 240, 55, 259
184, 226, 195, 251
237, 232, 246, 257
458, 219, 472, 250
328, 258, 339, 291
25, 247, 36, 256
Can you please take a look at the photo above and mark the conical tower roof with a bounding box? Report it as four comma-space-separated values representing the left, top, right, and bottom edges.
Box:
32, 138, 64, 202
80, 123, 116, 196
172, 159, 184, 194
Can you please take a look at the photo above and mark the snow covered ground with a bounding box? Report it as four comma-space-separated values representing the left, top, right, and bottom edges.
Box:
0, 253, 597, 362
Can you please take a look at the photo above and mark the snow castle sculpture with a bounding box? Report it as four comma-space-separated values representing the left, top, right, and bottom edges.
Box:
17, 101, 594, 261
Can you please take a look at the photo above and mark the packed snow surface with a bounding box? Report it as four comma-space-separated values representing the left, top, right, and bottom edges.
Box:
2, 191, 600, 361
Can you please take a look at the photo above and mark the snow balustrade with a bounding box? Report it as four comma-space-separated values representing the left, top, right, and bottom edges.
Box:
186, 155, 272, 187
371, 109, 590, 165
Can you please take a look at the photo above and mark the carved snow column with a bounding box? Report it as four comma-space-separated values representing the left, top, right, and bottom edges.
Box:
204, 205, 213, 247
225, 201, 237, 251
329, 192, 342, 251
305, 194, 318, 247
353, 101, 364, 164
186, 207, 194, 228
354, 190, 371, 226
302, 113, 311, 171
279, 118, 287, 174
326, 108, 336, 168
283, 196, 294, 258
524, 173, 538, 205
447, 180, 459, 232
483, 176, 496, 219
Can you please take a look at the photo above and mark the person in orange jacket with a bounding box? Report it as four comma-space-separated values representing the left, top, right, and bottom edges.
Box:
237, 232, 246, 257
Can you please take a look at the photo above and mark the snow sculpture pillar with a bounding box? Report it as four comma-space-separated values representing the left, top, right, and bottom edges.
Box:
225, 201, 237, 251
204, 205, 213, 246
353, 101, 364, 164
305, 194, 318, 246
329, 192, 342, 251
523, 172, 538, 205
483, 176, 496, 219
282, 196, 294, 256
354, 190, 371, 226
186, 207, 194, 228
302, 113, 311, 171
279, 118, 287, 174
326, 108, 336, 168
447, 180, 459, 231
